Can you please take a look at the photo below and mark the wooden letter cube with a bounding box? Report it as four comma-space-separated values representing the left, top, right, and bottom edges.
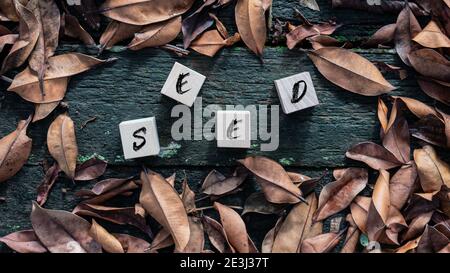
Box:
216, 110, 251, 148
161, 62, 206, 107
274, 72, 319, 114
119, 117, 160, 160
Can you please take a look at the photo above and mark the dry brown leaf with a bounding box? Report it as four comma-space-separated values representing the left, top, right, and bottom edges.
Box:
402, 211, 433, 243
346, 142, 403, 170
181, 178, 196, 214
313, 168, 368, 222
74, 157, 107, 181
78, 179, 139, 205
238, 156, 303, 204
261, 216, 283, 253
100, 0, 195, 26
389, 162, 418, 210
362, 23, 396, 48
307, 35, 350, 50
382, 101, 410, 163
1, 0, 39, 73
340, 214, 360, 253
394, 4, 422, 66
286, 22, 340, 49
300, 231, 343, 253
0, 230, 47, 253
36, 163, 60, 206
0, 0, 21, 21
417, 225, 450, 253
0, 117, 32, 183
148, 228, 174, 253
139, 169, 190, 252
33, 101, 61, 122
113, 233, 150, 253
31, 202, 101, 253
202, 168, 247, 197
366, 170, 390, 241
272, 193, 322, 253
28, 0, 61, 94
395, 237, 420, 253
0, 33, 18, 52
392, 96, 439, 119
89, 219, 124, 253
191, 30, 240, 57
182, 216, 205, 253
308, 47, 395, 96
100, 20, 141, 51
202, 215, 234, 253
413, 20, 450, 49
378, 97, 389, 135
235, 0, 271, 57
128, 16, 181, 51
414, 145, 450, 194
417, 77, 450, 106
350, 196, 371, 234
214, 202, 252, 253
242, 192, 286, 215
8, 53, 113, 103
63, 13, 95, 46
47, 113, 78, 179
409, 49, 450, 83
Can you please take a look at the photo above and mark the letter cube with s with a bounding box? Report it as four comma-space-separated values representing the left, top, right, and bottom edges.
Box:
161, 62, 206, 107
119, 117, 160, 160
216, 110, 251, 148
274, 72, 319, 114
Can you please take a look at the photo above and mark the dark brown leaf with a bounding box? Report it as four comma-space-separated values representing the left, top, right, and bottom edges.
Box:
346, 141, 402, 170
0, 230, 47, 253
394, 4, 422, 66
36, 163, 60, 206
74, 157, 107, 181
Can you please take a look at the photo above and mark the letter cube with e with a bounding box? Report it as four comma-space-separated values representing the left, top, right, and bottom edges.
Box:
161, 62, 206, 107
216, 110, 251, 148
274, 72, 319, 114
119, 117, 160, 160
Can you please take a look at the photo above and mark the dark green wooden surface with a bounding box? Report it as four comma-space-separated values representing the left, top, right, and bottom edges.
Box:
0, 0, 440, 252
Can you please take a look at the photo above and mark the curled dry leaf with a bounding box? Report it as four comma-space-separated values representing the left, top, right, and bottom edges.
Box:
0, 230, 47, 253
1, 0, 39, 73
307, 35, 350, 50
286, 21, 340, 49
73, 203, 152, 237
345, 141, 402, 170
181, 178, 196, 213
362, 23, 396, 48
89, 219, 124, 253
139, 169, 190, 252
378, 206, 407, 245
148, 228, 174, 253
389, 162, 418, 211
128, 16, 182, 51
47, 113, 78, 179
214, 202, 256, 253
238, 156, 303, 204
182, 216, 205, 253
30, 202, 102, 253
202, 168, 247, 197
413, 20, 450, 49
396, 237, 421, 253
392, 96, 438, 119
191, 30, 240, 57
100, 20, 141, 51
74, 157, 107, 181
8, 53, 113, 103
0, 117, 32, 183
63, 13, 95, 46
411, 114, 447, 149
202, 215, 234, 253
313, 168, 368, 222
181, 0, 217, 49
100, 0, 195, 26
28, 0, 61, 92
0, 0, 21, 21
394, 4, 422, 66
36, 163, 61, 206
378, 97, 389, 136
261, 216, 283, 253
350, 196, 371, 234
235, 0, 271, 57
402, 211, 433, 243
242, 192, 286, 216
408, 49, 450, 83
76, 176, 137, 197
33, 101, 61, 122
366, 170, 390, 241
113, 233, 150, 253
308, 47, 395, 96
340, 214, 360, 253
300, 230, 344, 253
77, 178, 139, 205
272, 193, 322, 253
414, 145, 450, 194
382, 101, 410, 163
0, 34, 18, 53
417, 77, 450, 106
417, 225, 450, 253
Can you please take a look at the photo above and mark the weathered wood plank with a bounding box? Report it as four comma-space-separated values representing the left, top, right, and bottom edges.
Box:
0, 46, 432, 168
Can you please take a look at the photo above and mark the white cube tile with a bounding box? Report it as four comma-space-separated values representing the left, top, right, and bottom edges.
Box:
161, 62, 206, 107
216, 110, 251, 148
119, 117, 160, 160
274, 72, 319, 114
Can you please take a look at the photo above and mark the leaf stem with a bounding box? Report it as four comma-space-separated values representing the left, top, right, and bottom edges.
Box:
194, 205, 243, 212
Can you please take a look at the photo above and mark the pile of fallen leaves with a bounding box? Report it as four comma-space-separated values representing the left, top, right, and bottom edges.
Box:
0, 0, 449, 253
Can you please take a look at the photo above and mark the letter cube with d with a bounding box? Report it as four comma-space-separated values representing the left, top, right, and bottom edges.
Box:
216, 110, 251, 148
119, 117, 160, 160
161, 62, 206, 107
274, 72, 319, 114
